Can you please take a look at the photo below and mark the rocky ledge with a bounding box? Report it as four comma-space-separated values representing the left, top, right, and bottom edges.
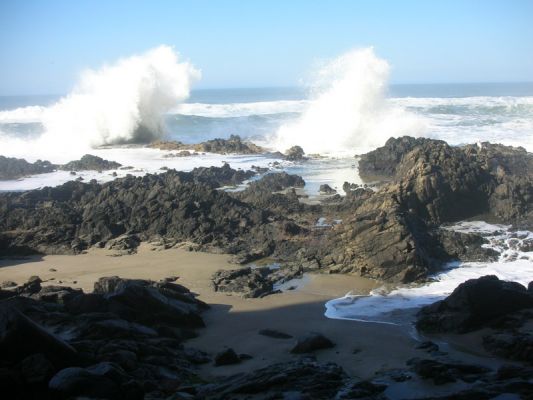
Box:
0, 155, 56, 180
1, 137, 532, 286
0, 165, 307, 262
149, 135, 265, 155
306, 136, 533, 282
0, 154, 122, 180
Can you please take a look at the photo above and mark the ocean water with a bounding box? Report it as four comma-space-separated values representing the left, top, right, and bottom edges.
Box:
1, 46, 532, 324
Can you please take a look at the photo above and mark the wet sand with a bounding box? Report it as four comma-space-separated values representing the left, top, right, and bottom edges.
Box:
0, 245, 439, 380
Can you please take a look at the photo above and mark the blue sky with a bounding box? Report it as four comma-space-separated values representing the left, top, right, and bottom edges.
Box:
1, 0, 532, 95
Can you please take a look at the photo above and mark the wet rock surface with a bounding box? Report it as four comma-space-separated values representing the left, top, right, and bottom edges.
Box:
417, 275, 533, 333
60, 154, 122, 171
311, 137, 533, 282
284, 145, 306, 161
150, 135, 265, 155
0, 155, 56, 180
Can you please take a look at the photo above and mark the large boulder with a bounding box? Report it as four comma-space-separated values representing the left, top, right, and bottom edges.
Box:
416, 275, 533, 333
94, 277, 206, 328
0, 304, 78, 367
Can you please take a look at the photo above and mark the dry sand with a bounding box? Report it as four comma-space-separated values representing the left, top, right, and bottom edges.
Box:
0, 244, 447, 380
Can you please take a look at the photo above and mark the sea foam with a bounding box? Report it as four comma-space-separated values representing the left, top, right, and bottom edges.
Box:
325, 221, 533, 324
272, 48, 426, 155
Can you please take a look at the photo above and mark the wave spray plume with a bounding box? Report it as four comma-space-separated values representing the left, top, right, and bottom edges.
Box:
1, 45, 200, 160
274, 48, 425, 155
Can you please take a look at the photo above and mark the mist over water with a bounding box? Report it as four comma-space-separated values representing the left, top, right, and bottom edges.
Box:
273, 48, 425, 154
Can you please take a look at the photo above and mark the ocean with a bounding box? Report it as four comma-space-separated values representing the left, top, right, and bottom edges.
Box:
1, 79, 533, 325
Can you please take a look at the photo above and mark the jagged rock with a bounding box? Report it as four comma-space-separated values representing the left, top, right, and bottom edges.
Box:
315, 137, 533, 283
284, 146, 306, 161
18, 275, 42, 294
407, 358, 490, 385
105, 234, 141, 254
290, 332, 335, 353
319, 184, 337, 195
436, 229, 500, 262
0, 167, 285, 258
483, 332, 533, 363
416, 275, 533, 333
211, 267, 274, 298
197, 359, 347, 399
150, 135, 265, 155
214, 348, 241, 366
96, 277, 206, 328
60, 154, 121, 171
30, 285, 83, 304
0, 155, 56, 180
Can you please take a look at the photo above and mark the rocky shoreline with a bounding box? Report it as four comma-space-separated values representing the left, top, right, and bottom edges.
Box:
1, 136, 533, 398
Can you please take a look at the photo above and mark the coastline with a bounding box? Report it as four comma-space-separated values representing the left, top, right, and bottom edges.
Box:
0, 244, 510, 385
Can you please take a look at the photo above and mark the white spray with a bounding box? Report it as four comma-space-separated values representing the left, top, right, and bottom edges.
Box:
0, 45, 200, 161
273, 48, 425, 155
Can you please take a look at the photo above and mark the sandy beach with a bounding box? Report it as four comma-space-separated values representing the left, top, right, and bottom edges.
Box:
0, 244, 428, 380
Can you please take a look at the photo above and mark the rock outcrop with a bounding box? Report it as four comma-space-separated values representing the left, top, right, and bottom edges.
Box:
0, 155, 56, 180
150, 135, 265, 155
0, 277, 208, 399
311, 137, 533, 282
0, 166, 300, 257
416, 275, 533, 333
60, 154, 122, 171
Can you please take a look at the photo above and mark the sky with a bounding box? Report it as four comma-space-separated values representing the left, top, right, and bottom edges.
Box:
1, 0, 532, 95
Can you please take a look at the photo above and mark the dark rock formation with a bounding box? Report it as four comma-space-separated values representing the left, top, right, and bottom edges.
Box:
211, 267, 274, 298
235, 172, 307, 215
150, 135, 265, 155
284, 145, 306, 161
407, 358, 490, 385
212, 264, 303, 297
290, 332, 335, 353
197, 359, 347, 400
214, 348, 241, 366
0, 276, 208, 399
417, 275, 533, 333
319, 184, 337, 195
0, 166, 289, 257
60, 154, 122, 171
313, 137, 533, 282
0, 155, 56, 180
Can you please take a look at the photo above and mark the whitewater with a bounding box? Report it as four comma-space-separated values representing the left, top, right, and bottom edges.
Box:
1, 46, 533, 325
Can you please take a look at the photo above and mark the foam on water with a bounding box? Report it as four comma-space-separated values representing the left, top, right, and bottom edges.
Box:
325, 221, 533, 324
